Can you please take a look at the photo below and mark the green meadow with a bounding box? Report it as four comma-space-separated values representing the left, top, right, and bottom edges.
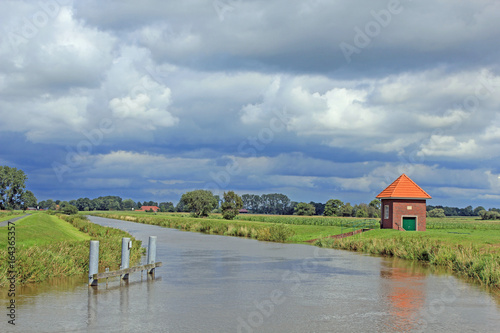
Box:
0, 213, 143, 286
0, 213, 90, 248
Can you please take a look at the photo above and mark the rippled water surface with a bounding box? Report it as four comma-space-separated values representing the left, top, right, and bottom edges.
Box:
2, 216, 499, 332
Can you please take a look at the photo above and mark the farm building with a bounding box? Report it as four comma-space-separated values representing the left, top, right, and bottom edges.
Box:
376, 174, 431, 231
137, 205, 160, 212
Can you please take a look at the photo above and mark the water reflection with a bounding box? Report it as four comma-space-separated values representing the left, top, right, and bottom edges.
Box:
380, 259, 426, 332
87, 287, 97, 327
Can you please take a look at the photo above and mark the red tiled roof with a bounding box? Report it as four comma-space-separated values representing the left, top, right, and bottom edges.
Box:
137, 206, 159, 211
376, 174, 431, 199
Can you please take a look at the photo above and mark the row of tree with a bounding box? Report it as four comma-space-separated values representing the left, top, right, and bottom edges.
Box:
37, 196, 177, 212
426, 205, 495, 216
32, 193, 500, 219
240, 194, 381, 217
428, 207, 500, 219
38, 191, 500, 219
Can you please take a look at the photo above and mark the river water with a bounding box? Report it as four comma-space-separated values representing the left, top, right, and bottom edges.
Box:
2, 216, 499, 332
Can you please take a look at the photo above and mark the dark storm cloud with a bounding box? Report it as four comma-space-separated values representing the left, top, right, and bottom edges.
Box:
1, 0, 500, 207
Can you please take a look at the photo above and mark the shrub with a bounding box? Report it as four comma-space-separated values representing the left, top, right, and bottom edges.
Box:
269, 224, 295, 242
61, 205, 78, 215
428, 208, 446, 218
479, 210, 500, 220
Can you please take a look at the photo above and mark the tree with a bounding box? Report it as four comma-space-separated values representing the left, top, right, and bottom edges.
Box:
341, 203, 353, 217
214, 195, 221, 209
159, 202, 175, 212
175, 198, 189, 212
463, 205, 473, 216
242, 194, 262, 213
275, 194, 291, 215
108, 201, 121, 211
354, 204, 369, 217
324, 199, 343, 216
310, 201, 325, 216
428, 208, 446, 218
0, 166, 28, 210
369, 199, 381, 210
122, 199, 135, 210
473, 206, 485, 216
287, 201, 298, 215
294, 202, 315, 216
40, 199, 57, 210
221, 191, 243, 220
180, 190, 218, 217
59, 201, 78, 215
367, 205, 380, 218
479, 210, 500, 220
20, 190, 37, 209
75, 197, 92, 211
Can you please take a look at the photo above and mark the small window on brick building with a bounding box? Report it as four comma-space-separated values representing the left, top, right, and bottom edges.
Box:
407, 205, 412, 210
384, 205, 389, 219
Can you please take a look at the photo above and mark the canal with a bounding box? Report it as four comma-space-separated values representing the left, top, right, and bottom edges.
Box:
2, 216, 499, 332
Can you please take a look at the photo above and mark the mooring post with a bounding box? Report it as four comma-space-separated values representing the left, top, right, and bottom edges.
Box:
147, 236, 157, 274
89, 240, 99, 286
121, 237, 131, 280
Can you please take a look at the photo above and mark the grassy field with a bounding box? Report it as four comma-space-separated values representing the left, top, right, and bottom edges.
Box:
90, 211, 500, 289
0, 213, 143, 286
0, 214, 90, 248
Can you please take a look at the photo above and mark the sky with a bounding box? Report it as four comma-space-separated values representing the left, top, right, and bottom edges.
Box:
1, 0, 500, 208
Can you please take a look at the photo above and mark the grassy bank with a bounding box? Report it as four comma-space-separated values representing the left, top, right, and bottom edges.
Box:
91, 212, 500, 289
91, 211, 377, 242
315, 230, 500, 288
316, 217, 500, 289
91, 212, 298, 242
0, 213, 143, 286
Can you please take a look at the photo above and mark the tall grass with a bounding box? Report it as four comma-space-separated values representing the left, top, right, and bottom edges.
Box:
427, 217, 500, 230
0, 214, 143, 286
316, 235, 500, 288
234, 214, 380, 228
92, 213, 295, 243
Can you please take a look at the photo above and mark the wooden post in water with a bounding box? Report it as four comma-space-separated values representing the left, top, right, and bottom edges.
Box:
121, 237, 131, 280
88, 240, 99, 286
147, 236, 157, 275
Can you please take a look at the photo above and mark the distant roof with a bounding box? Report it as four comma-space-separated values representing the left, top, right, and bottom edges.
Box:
138, 206, 159, 210
376, 174, 431, 199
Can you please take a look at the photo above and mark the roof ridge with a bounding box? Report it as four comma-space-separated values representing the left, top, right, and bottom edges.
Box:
376, 174, 431, 199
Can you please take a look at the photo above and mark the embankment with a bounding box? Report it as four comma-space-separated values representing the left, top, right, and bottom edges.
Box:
0, 214, 143, 286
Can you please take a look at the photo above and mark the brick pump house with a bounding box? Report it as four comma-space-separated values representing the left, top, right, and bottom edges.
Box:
376, 174, 431, 231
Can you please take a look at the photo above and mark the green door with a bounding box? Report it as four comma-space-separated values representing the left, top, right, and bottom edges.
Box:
402, 217, 416, 231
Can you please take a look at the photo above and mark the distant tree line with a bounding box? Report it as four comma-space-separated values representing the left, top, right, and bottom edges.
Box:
240, 193, 381, 218
38, 196, 177, 213
426, 205, 494, 217
37, 192, 500, 220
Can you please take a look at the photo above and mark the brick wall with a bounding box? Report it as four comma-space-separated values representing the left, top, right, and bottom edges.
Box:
381, 199, 427, 231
